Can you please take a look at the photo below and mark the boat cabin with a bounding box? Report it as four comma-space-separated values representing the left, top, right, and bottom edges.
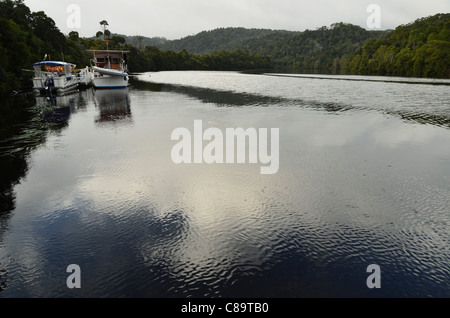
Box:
88, 50, 129, 71
33, 61, 76, 78
32, 61, 82, 94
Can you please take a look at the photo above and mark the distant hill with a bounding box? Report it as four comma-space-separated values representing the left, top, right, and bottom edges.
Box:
160, 27, 278, 54
121, 24, 387, 73
227, 23, 387, 73
120, 34, 169, 49
130, 13, 448, 77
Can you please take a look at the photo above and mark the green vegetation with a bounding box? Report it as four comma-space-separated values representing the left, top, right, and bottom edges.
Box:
0, 0, 271, 98
126, 46, 271, 72
0, 0, 92, 96
161, 28, 277, 54
157, 25, 387, 74
347, 13, 450, 78
152, 14, 449, 77
0, 0, 448, 98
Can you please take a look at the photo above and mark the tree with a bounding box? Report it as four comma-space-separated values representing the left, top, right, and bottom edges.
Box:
98, 20, 109, 40
0, 18, 32, 96
0, 0, 33, 31
346, 13, 449, 78
100, 20, 109, 33
110, 35, 126, 49
96, 20, 111, 49
68, 31, 79, 40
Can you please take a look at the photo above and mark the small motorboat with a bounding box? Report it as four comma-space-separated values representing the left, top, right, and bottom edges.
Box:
32, 61, 90, 95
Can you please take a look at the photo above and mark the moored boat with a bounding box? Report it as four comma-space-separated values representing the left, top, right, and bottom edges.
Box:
88, 50, 129, 89
32, 61, 91, 95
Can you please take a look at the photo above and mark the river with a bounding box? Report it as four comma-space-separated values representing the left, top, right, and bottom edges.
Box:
0, 71, 449, 297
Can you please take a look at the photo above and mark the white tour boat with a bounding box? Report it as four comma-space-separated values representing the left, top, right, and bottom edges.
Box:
32, 61, 91, 95
88, 50, 130, 89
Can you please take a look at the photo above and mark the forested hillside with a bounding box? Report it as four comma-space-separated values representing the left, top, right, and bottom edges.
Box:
128, 14, 449, 77
346, 13, 450, 78
157, 25, 386, 74
161, 28, 277, 54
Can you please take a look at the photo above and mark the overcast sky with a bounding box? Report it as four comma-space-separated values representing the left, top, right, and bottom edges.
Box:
24, 0, 450, 39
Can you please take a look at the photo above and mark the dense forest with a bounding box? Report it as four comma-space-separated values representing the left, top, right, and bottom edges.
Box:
156, 25, 387, 74
0, 0, 449, 98
145, 15, 449, 77
129, 14, 449, 77
346, 13, 450, 78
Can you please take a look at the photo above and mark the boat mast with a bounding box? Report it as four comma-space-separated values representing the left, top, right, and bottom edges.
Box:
105, 38, 110, 68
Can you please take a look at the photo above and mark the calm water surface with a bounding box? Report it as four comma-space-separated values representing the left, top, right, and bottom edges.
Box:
0, 71, 449, 297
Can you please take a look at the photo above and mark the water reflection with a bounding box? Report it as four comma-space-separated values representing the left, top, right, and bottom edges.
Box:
1, 72, 449, 298
0, 91, 87, 220
135, 72, 450, 129
35, 91, 85, 111
34, 91, 90, 131
131, 77, 354, 115
0, 91, 90, 293
130, 78, 287, 108
267, 73, 450, 86
93, 88, 132, 127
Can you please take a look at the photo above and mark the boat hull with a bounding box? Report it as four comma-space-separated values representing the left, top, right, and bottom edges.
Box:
32, 65, 93, 95
32, 79, 79, 95
93, 75, 128, 89
88, 50, 130, 89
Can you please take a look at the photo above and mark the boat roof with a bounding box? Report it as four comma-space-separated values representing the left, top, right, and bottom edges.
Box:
33, 61, 76, 67
87, 50, 130, 55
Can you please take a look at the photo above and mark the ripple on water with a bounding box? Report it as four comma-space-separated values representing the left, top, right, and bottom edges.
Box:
1, 72, 449, 297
